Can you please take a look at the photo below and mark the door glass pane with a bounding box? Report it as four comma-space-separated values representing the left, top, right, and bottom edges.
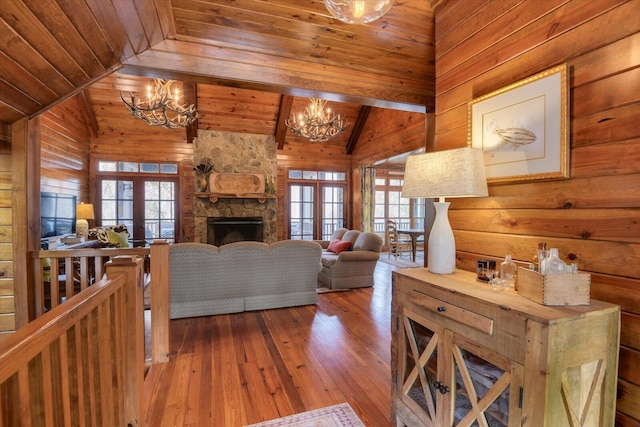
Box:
101, 180, 133, 231
321, 186, 344, 239
290, 184, 314, 240
144, 181, 176, 243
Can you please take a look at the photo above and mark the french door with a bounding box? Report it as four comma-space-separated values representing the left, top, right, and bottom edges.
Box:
97, 177, 179, 244
289, 183, 346, 240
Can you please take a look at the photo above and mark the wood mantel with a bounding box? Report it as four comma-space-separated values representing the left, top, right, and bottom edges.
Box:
195, 192, 276, 203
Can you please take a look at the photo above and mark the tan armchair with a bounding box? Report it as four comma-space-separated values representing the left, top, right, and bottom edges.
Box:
316, 228, 383, 290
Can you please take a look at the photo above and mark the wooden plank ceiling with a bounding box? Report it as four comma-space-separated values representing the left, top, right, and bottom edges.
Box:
0, 0, 435, 151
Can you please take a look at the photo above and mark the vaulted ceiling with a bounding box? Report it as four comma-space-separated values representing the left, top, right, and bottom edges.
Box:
0, 0, 435, 150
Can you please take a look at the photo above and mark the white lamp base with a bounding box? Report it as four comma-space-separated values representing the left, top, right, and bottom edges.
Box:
76, 218, 89, 239
427, 202, 456, 274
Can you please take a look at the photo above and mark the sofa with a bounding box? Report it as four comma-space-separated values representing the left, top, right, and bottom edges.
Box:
169, 240, 322, 319
316, 228, 383, 290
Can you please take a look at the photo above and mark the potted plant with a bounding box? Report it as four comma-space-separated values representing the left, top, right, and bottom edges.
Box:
194, 158, 214, 192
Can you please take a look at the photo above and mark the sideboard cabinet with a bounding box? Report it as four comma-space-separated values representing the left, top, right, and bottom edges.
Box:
391, 269, 620, 427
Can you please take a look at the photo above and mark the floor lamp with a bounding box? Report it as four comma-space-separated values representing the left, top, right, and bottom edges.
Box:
402, 147, 488, 274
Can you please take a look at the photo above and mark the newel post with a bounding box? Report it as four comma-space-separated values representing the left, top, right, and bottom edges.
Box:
150, 240, 170, 364
106, 255, 144, 427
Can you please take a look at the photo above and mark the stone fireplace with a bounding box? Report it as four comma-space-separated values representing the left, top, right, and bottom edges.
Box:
193, 130, 277, 243
207, 217, 264, 246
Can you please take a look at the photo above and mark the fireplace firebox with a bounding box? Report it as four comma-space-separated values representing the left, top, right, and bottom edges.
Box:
207, 217, 264, 246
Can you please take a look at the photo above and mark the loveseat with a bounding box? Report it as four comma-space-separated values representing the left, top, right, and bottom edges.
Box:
168, 240, 322, 319
316, 228, 383, 290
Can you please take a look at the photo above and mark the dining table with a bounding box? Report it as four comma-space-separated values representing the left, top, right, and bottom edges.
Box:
397, 228, 425, 262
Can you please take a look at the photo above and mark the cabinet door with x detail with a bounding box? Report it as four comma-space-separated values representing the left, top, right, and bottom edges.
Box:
395, 307, 523, 427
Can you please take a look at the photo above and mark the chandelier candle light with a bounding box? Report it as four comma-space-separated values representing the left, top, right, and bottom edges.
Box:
286, 98, 349, 142
402, 147, 488, 274
121, 78, 198, 129
324, 0, 394, 24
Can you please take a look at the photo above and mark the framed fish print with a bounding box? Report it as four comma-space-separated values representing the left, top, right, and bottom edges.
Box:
468, 64, 569, 183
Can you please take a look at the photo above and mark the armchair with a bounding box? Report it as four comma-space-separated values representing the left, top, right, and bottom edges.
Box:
316, 228, 383, 290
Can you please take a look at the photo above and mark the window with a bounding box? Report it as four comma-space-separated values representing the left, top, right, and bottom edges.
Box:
288, 170, 347, 240
374, 170, 425, 241
96, 161, 180, 244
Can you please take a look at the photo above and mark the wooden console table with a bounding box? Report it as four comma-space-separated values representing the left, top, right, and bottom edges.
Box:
391, 268, 620, 427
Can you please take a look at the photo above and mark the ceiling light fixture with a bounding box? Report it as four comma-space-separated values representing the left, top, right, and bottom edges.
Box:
121, 78, 198, 129
285, 98, 349, 142
324, 0, 394, 24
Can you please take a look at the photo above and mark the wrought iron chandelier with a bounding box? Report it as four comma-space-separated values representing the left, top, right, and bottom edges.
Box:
324, 0, 394, 24
285, 98, 349, 142
121, 78, 198, 129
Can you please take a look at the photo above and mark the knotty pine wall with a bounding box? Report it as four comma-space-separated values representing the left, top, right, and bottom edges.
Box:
430, 0, 639, 423
40, 96, 91, 201
0, 124, 14, 341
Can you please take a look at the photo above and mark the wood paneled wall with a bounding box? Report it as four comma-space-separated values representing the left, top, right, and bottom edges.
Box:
40, 96, 91, 200
430, 0, 640, 423
351, 107, 427, 167
0, 126, 13, 341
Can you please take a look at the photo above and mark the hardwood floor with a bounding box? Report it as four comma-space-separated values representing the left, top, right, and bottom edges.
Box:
142, 259, 412, 426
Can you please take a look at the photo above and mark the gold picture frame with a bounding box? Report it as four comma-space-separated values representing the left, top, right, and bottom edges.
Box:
468, 64, 569, 183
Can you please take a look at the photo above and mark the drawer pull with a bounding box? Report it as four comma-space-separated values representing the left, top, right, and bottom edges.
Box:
437, 306, 447, 312
434, 381, 450, 394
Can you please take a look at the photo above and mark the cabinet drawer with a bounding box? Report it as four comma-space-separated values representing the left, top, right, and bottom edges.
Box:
410, 290, 493, 335
403, 282, 528, 364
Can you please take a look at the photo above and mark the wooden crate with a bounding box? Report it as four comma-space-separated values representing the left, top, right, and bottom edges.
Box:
516, 267, 591, 306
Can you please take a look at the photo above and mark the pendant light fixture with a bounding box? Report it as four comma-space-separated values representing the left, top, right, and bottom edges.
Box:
324, 0, 394, 24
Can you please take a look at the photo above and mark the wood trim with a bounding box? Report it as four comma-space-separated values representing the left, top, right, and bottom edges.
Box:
183, 81, 198, 143
76, 91, 99, 138
346, 105, 371, 155
275, 95, 294, 150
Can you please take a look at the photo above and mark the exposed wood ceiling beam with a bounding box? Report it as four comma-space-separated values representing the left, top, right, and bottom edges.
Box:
275, 95, 294, 150
183, 82, 198, 143
346, 106, 371, 155
76, 90, 99, 139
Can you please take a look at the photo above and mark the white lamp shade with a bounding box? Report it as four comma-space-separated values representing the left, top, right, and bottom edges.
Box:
402, 147, 488, 199
402, 147, 488, 274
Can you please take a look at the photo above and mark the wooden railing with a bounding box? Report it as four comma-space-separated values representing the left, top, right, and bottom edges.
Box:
30, 242, 171, 365
0, 256, 145, 426
0, 241, 172, 425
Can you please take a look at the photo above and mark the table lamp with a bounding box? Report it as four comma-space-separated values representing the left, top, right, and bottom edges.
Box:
76, 202, 94, 239
402, 147, 488, 274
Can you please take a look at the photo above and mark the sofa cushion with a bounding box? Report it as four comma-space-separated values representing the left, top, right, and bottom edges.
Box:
353, 232, 383, 252
321, 252, 339, 268
330, 228, 348, 241
327, 238, 352, 254
340, 230, 361, 245
107, 229, 130, 247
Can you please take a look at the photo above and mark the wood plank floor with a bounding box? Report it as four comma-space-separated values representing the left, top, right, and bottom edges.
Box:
143, 257, 418, 426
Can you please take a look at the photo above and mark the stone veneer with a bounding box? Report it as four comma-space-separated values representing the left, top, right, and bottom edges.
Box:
193, 130, 277, 243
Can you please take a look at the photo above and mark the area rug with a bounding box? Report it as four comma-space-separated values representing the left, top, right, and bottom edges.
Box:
377, 254, 423, 268
245, 403, 365, 427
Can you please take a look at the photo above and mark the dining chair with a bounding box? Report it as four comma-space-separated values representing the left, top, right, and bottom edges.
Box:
386, 220, 412, 259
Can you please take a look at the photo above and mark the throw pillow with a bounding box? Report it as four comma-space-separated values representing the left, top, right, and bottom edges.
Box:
107, 229, 130, 248
327, 238, 351, 254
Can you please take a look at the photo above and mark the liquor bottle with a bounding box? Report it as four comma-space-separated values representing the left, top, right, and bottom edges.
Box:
500, 254, 517, 288
536, 242, 548, 273
545, 248, 567, 274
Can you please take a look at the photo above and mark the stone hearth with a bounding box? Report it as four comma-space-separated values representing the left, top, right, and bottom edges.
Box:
193, 130, 277, 244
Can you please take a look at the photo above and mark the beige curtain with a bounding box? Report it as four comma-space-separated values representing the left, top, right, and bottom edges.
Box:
361, 166, 376, 232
